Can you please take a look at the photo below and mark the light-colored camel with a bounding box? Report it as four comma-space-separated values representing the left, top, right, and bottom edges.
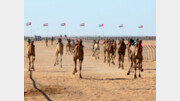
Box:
54, 38, 64, 68
70, 40, 75, 53
93, 42, 100, 59
127, 40, 143, 78
65, 39, 71, 55
27, 41, 35, 71
107, 41, 115, 66
72, 40, 84, 78
117, 40, 126, 69
127, 41, 131, 61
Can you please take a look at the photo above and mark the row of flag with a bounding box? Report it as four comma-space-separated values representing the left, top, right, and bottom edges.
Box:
26, 22, 143, 28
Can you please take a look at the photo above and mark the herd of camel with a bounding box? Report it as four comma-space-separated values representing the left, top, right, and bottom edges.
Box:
26, 37, 143, 79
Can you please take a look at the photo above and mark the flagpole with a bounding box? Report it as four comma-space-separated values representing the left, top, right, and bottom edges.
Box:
31, 23, 32, 38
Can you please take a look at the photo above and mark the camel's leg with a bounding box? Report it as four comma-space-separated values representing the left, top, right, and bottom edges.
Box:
122, 55, 124, 69
28, 56, 31, 71
73, 59, 77, 75
127, 60, 133, 75
104, 51, 106, 62
128, 49, 130, 61
97, 50, 100, 59
79, 60, 82, 78
108, 53, 110, 66
54, 52, 58, 66
111, 53, 115, 65
66, 46, 68, 55
92, 49, 95, 56
118, 55, 121, 69
134, 63, 137, 79
60, 54, 62, 68
138, 62, 141, 78
140, 58, 143, 72
32, 56, 35, 71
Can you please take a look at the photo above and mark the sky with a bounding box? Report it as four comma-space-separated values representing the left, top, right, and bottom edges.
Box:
24, 0, 156, 37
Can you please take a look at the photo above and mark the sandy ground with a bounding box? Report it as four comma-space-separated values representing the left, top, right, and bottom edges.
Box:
24, 40, 156, 101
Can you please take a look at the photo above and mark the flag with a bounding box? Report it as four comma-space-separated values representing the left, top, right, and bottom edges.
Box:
138, 25, 143, 28
43, 23, 48, 26
99, 24, 104, 27
61, 23, 66, 26
80, 23, 85, 26
119, 24, 123, 27
26, 22, 32, 26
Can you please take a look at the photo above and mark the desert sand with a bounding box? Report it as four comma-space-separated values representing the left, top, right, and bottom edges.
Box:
24, 40, 156, 101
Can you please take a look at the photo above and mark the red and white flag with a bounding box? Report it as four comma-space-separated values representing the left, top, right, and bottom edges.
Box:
26, 22, 32, 26
43, 23, 48, 26
80, 23, 85, 26
138, 25, 143, 28
99, 24, 104, 27
119, 24, 123, 27
61, 23, 66, 26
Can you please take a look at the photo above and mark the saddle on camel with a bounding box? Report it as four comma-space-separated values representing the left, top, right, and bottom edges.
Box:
27, 40, 35, 71
73, 39, 84, 78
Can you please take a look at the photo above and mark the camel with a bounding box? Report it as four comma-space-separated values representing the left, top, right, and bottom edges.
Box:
117, 39, 126, 69
66, 39, 71, 55
72, 39, 84, 78
93, 40, 100, 59
51, 36, 54, 45
92, 40, 96, 56
113, 40, 117, 59
70, 40, 75, 53
103, 39, 108, 62
27, 40, 35, 71
107, 40, 115, 66
45, 37, 48, 47
127, 40, 143, 79
54, 38, 64, 68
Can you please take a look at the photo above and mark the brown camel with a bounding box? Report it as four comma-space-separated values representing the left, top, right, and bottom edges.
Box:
92, 40, 96, 56
103, 40, 108, 62
72, 39, 84, 78
54, 38, 64, 68
27, 41, 35, 71
127, 40, 143, 79
107, 40, 115, 66
117, 40, 126, 69
113, 40, 117, 59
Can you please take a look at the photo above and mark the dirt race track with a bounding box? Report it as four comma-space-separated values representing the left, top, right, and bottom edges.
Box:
24, 40, 156, 101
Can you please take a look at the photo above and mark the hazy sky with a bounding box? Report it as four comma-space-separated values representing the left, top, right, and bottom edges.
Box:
24, 0, 156, 37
